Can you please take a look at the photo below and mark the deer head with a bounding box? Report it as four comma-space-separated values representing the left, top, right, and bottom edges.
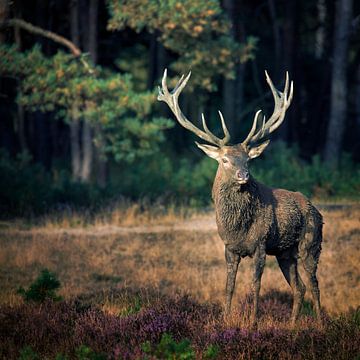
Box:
158, 70, 293, 185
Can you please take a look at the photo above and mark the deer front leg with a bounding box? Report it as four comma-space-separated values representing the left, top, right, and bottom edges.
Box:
224, 246, 241, 316
250, 244, 266, 326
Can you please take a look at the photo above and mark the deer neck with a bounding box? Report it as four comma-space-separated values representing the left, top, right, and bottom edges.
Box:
212, 166, 259, 202
212, 166, 261, 241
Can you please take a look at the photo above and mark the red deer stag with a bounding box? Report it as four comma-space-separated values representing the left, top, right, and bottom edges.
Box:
158, 70, 323, 325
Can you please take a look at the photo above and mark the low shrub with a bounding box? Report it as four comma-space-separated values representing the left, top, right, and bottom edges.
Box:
17, 269, 61, 303
0, 291, 359, 359
141, 333, 195, 360
0, 143, 359, 218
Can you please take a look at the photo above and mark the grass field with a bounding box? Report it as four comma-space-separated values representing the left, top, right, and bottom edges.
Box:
0, 204, 359, 359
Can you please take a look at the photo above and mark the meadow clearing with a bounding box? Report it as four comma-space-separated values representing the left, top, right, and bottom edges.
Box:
0, 204, 359, 359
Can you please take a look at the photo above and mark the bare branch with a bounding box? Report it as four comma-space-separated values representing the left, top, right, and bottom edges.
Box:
2, 18, 94, 74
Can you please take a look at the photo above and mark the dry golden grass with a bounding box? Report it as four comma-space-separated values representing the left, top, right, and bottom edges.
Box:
0, 205, 359, 317
6, 203, 200, 230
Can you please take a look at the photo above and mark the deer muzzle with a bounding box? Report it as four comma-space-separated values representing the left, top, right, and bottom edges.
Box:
235, 169, 249, 184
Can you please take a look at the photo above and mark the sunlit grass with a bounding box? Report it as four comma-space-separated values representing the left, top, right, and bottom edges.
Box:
0, 205, 359, 315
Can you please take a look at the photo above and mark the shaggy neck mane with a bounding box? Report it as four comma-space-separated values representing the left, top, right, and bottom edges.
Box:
213, 168, 262, 233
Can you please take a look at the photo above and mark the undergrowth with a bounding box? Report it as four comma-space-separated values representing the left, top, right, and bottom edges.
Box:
17, 269, 62, 303
1, 143, 359, 218
1, 289, 359, 360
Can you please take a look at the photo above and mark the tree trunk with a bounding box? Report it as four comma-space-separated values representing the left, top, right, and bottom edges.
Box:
87, 0, 107, 187
69, 0, 82, 180
315, 0, 327, 59
0, 0, 9, 42
355, 62, 360, 159
278, 0, 297, 142
13, 4, 28, 153
323, 0, 352, 167
222, 78, 236, 137
77, 0, 98, 184
147, 33, 157, 89
70, 106, 81, 180
267, 0, 281, 79
80, 119, 93, 181
222, 0, 238, 140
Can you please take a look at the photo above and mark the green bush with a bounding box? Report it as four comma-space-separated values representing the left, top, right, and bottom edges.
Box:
115, 143, 360, 204
141, 333, 195, 360
203, 344, 220, 359
0, 150, 110, 217
75, 345, 106, 360
18, 346, 39, 360
17, 269, 62, 303
251, 142, 360, 199
0, 143, 359, 218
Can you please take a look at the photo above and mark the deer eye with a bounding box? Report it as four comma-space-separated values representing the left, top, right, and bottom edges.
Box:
222, 158, 229, 164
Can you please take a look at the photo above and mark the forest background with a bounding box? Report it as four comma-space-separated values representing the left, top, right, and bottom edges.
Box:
0, 0, 359, 218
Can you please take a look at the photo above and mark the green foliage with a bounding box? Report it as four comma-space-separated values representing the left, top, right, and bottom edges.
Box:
120, 296, 143, 316
0, 44, 173, 162
107, 0, 257, 90
251, 142, 360, 199
75, 346, 106, 360
0, 150, 51, 216
17, 269, 61, 303
18, 347, 40, 360
301, 300, 316, 317
352, 307, 360, 328
113, 154, 217, 206
55, 354, 69, 360
1, 143, 359, 218
141, 333, 195, 360
203, 344, 220, 359
0, 150, 110, 217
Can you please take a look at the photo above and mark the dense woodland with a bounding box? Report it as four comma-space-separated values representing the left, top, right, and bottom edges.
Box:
0, 0, 359, 216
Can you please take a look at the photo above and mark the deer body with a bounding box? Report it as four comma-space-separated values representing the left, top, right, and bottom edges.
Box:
158, 70, 323, 325
213, 172, 322, 257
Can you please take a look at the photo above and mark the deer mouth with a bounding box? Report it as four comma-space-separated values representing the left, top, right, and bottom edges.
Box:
236, 178, 249, 185
235, 170, 249, 184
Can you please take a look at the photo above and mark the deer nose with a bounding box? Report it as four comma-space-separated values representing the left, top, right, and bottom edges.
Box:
236, 170, 249, 182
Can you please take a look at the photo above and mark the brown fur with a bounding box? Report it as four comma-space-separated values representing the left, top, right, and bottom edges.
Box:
212, 162, 323, 324
157, 69, 321, 325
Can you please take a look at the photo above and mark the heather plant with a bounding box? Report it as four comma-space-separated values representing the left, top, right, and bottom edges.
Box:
17, 269, 62, 303
1, 292, 359, 359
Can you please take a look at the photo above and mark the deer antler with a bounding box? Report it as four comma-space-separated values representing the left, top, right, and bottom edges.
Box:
158, 69, 230, 147
242, 71, 293, 147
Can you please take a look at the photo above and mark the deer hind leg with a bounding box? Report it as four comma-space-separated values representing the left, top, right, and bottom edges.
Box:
276, 252, 306, 325
299, 227, 322, 320
224, 246, 241, 316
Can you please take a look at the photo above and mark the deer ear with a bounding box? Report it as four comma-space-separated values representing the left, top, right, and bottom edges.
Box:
248, 140, 270, 159
195, 142, 220, 160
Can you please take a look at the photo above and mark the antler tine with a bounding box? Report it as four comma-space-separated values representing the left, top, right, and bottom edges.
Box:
242, 110, 264, 146
158, 69, 231, 147
201, 113, 221, 144
159, 68, 170, 97
218, 111, 231, 145
242, 71, 294, 147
